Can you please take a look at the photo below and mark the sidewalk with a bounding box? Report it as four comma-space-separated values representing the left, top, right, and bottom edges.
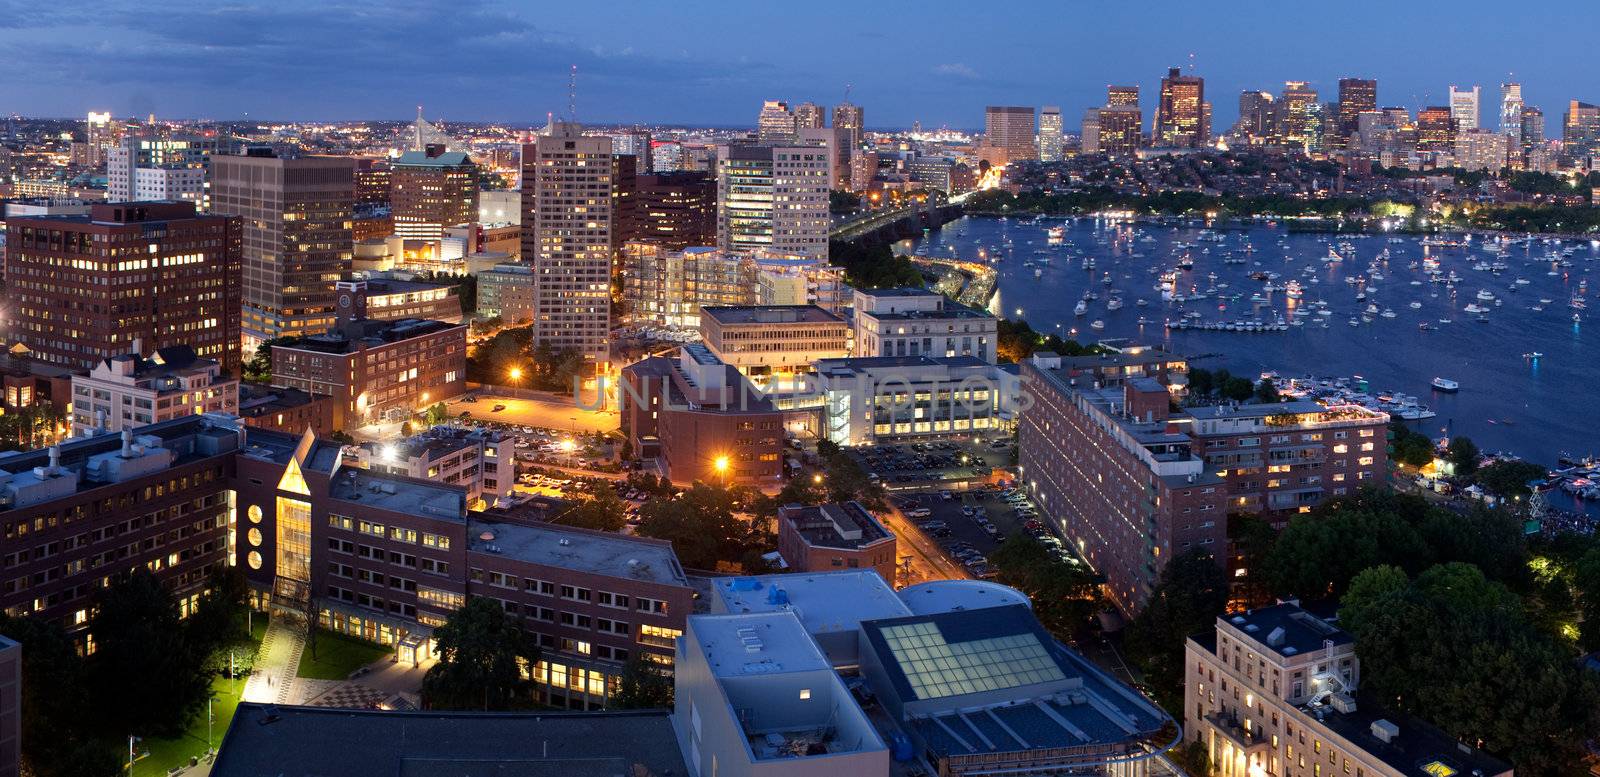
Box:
242, 619, 305, 705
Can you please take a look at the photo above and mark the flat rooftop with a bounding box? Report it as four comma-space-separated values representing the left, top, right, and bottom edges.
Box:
692, 611, 832, 678
1222, 604, 1354, 658
701, 305, 844, 326
211, 703, 688, 777
813, 354, 991, 377
277, 318, 461, 355
1186, 400, 1335, 420
329, 468, 467, 521
468, 518, 687, 586
713, 570, 911, 635
1319, 704, 1511, 777
780, 502, 892, 551
898, 579, 1031, 615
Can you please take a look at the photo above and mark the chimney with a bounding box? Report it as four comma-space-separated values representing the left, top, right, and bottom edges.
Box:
47, 446, 60, 472
130, 337, 144, 357
121, 429, 134, 457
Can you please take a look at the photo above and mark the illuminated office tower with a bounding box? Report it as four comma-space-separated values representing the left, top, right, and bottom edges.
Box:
1038, 106, 1063, 161
715, 143, 830, 258
833, 101, 864, 148
1234, 90, 1273, 143
1106, 85, 1140, 107
794, 102, 825, 130
1521, 106, 1544, 149
1336, 78, 1377, 147
984, 106, 1037, 162
1416, 106, 1457, 153
758, 100, 797, 143
390, 144, 478, 241
1563, 101, 1600, 160
1154, 68, 1205, 148
1499, 83, 1523, 143
82, 111, 116, 167
1097, 106, 1143, 157
1080, 109, 1101, 154
1278, 81, 1320, 151
519, 123, 614, 364
211, 149, 354, 353
1449, 85, 1481, 132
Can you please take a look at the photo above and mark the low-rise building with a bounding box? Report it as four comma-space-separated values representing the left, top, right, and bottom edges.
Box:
813, 355, 1019, 446
237, 382, 335, 436
621, 243, 754, 328
475, 262, 535, 323
340, 277, 462, 324
269, 316, 465, 430
852, 288, 998, 364
619, 345, 784, 484
699, 305, 848, 391
752, 250, 850, 315
355, 426, 514, 506
776, 501, 897, 584
69, 345, 238, 436
1184, 603, 1511, 777
0, 348, 76, 413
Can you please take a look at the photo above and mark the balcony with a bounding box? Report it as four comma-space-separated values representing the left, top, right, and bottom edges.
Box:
1205, 711, 1269, 756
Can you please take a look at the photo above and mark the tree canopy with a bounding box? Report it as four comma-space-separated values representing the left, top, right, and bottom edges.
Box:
1122, 549, 1229, 715
421, 597, 542, 710
989, 533, 1102, 638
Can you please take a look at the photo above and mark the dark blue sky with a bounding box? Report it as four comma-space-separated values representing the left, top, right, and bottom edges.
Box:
1, 0, 1592, 132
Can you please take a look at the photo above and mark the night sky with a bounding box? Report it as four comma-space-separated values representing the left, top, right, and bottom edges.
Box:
0, 0, 1592, 131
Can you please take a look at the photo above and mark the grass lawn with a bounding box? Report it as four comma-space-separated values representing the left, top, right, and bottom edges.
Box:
295, 629, 392, 680
132, 618, 266, 777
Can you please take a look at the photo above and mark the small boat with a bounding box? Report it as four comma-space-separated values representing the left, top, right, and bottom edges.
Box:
1524, 352, 1543, 359
1089, 320, 1105, 330
1431, 377, 1460, 392
1074, 300, 1088, 316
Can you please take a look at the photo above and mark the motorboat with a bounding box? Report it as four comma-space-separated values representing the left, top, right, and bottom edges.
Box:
1431, 377, 1459, 392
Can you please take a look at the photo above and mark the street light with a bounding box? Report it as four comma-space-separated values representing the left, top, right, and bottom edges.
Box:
508, 367, 523, 382
812, 473, 823, 485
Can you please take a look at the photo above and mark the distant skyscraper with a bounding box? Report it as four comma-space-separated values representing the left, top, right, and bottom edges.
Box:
1564, 101, 1600, 160
1038, 106, 1064, 162
1449, 85, 1481, 132
833, 102, 864, 148
1080, 109, 1102, 154
715, 143, 830, 258
519, 123, 614, 364
611, 129, 653, 172
83, 111, 116, 167
1416, 106, 1457, 153
1278, 81, 1320, 151
794, 102, 825, 130
390, 144, 479, 241
1521, 106, 1545, 149
106, 135, 216, 207
1097, 106, 1143, 158
1154, 68, 1206, 148
984, 106, 1037, 163
1499, 83, 1524, 144
1336, 78, 1378, 148
1106, 86, 1140, 107
757, 100, 796, 143
1234, 91, 1273, 143
211, 150, 354, 353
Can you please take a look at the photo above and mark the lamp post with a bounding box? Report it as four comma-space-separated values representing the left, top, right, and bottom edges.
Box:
714, 455, 730, 487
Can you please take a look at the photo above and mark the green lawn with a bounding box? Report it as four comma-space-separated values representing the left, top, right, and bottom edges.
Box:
295, 629, 392, 680
133, 618, 266, 777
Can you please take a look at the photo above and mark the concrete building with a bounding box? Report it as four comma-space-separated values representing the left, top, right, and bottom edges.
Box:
474, 262, 536, 323
1080, 108, 1102, 154
776, 501, 897, 583
105, 135, 215, 207
813, 355, 1018, 447
1562, 101, 1600, 160
752, 250, 850, 315
833, 101, 864, 148
1155, 68, 1207, 148
1335, 79, 1378, 148
618, 345, 784, 484
519, 123, 614, 364
621, 243, 754, 329
852, 288, 997, 364
1416, 106, 1457, 154
699, 305, 849, 390
1038, 106, 1064, 161
4, 201, 242, 373
1097, 105, 1144, 157
354, 426, 514, 506
269, 313, 465, 430
70, 345, 238, 436
1453, 129, 1512, 171
1184, 603, 1511, 777
353, 157, 390, 207
210, 150, 355, 353
793, 101, 825, 130
477, 188, 520, 226
389, 144, 478, 241
756, 100, 796, 143
983, 106, 1037, 164
1449, 85, 1481, 133
337, 277, 461, 324
616, 171, 716, 250
716, 144, 831, 259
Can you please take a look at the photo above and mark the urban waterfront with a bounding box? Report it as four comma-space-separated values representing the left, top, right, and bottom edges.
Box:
913, 215, 1600, 466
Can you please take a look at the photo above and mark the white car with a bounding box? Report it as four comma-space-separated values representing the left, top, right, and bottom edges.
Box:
906, 507, 933, 518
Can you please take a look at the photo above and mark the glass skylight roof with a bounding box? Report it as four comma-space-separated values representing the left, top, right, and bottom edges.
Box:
879, 621, 1065, 700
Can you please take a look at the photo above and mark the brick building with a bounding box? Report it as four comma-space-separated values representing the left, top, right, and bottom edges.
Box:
237, 382, 335, 436
619, 345, 784, 484
4, 202, 242, 373
389, 145, 478, 241
70, 345, 239, 436
776, 501, 898, 584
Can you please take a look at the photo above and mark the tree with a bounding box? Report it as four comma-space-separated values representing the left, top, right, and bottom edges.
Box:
1220, 376, 1255, 402
184, 567, 250, 658
610, 655, 674, 709
1123, 549, 1229, 715
1227, 512, 1278, 606
1262, 498, 1431, 600
0, 615, 122, 777
1472, 459, 1548, 499
1573, 547, 1600, 652
635, 483, 764, 571
1338, 565, 1410, 639
557, 483, 627, 532
1186, 368, 1214, 397
1252, 378, 1281, 404
421, 597, 541, 710
87, 570, 213, 737
989, 533, 1102, 638
242, 337, 288, 382
1447, 436, 1481, 476
1389, 420, 1435, 468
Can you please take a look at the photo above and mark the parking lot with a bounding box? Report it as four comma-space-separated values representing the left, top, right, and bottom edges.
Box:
450, 393, 618, 435
849, 438, 1015, 490
893, 481, 1086, 579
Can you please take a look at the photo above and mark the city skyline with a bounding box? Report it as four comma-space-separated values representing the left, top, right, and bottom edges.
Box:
0, 0, 1593, 130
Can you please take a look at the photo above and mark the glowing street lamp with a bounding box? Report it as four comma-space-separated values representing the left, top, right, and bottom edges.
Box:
812, 473, 823, 485
508, 367, 523, 383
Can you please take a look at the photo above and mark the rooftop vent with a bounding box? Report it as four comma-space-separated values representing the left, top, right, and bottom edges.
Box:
1266, 627, 1286, 646
1370, 719, 1398, 743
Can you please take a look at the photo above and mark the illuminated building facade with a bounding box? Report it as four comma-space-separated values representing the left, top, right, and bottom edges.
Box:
389, 145, 479, 241
1335, 78, 1378, 148
983, 105, 1037, 163
519, 122, 614, 364
715, 143, 830, 258
1155, 68, 1207, 147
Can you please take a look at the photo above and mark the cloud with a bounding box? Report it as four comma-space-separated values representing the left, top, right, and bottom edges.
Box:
932, 63, 979, 80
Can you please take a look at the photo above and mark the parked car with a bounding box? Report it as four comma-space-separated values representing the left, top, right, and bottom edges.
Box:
906, 507, 932, 518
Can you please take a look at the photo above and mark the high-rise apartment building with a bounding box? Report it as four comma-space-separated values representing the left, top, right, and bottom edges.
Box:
1278, 81, 1320, 151
1097, 106, 1144, 157
389, 144, 479, 241
1155, 68, 1207, 147
1038, 106, 1064, 161
794, 102, 825, 130
211, 150, 355, 353
106, 136, 217, 207
984, 106, 1037, 163
519, 123, 614, 364
1499, 83, 1524, 144
1448, 85, 1481, 132
1521, 106, 1545, 151
1335, 78, 1378, 148
757, 100, 796, 143
714, 143, 830, 258
5, 202, 242, 373
1563, 101, 1600, 160
833, 101, 864, 149
1454, 129, 1511, 171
